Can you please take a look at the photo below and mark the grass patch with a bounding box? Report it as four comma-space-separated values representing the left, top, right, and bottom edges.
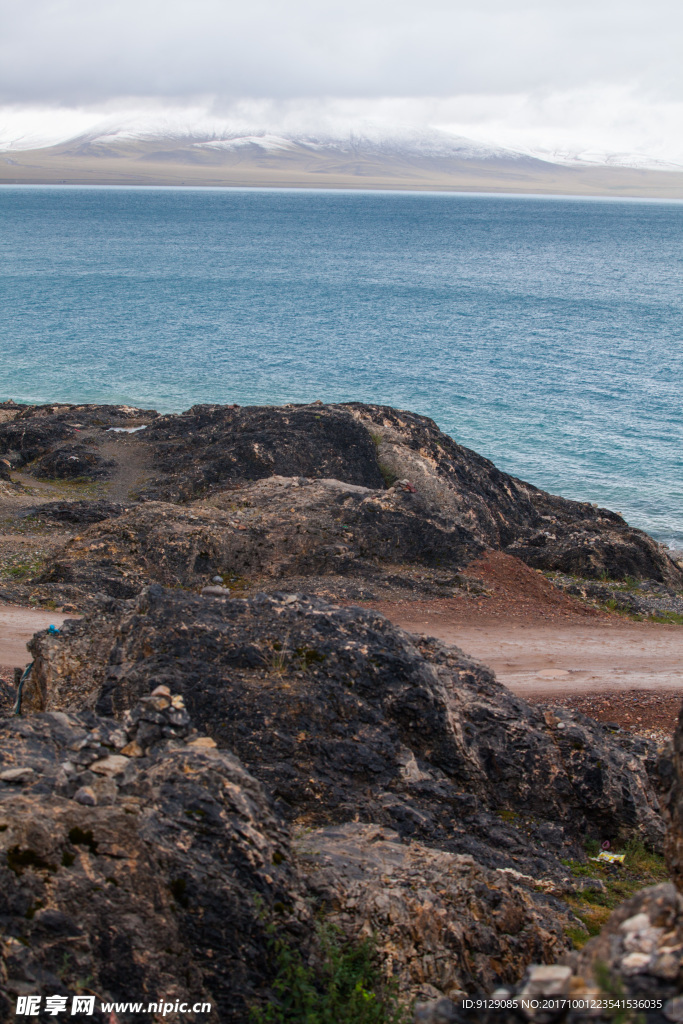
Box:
562, 839, 669, 949
379, 463, 397, 489
648, 610, 683, 625
251, 921, 409, 1024
0, 552, 46, 582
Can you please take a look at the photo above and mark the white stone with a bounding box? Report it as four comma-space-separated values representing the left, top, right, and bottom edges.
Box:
90, 755, 129, 775
620, 912, 651, 933
623, 926, 662, 954
0, 767, 35, 783
620, 952, 651, 974
524, 964, 572, 997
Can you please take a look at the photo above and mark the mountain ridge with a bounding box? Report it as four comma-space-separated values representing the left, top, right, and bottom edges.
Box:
2, 118, 683, 196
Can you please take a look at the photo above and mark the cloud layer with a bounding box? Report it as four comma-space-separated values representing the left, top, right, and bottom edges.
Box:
2, 0, 682, 103
0, 0, 681, 166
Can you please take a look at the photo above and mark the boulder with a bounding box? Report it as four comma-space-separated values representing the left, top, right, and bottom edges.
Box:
25, 587, 665, 873
0, 693, 304, 1023
30, 445, 116, 480
297, 822, 575, 1002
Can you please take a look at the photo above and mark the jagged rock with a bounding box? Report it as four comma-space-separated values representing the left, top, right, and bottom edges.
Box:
142, 403, 386, 500
30, 444, 116, 480
297, 822, 575, 1002
0, 698, 304, 1023
32, 477, 484, 601
24, 587, 665, 875
349, 404, 682, 585
20, 500, 132, 525
425, 692, 683, 1024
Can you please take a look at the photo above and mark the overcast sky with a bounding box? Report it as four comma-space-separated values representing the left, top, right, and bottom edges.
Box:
1, 0, 681, 164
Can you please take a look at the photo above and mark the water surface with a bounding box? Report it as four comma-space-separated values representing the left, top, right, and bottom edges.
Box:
1, 186, 681, 546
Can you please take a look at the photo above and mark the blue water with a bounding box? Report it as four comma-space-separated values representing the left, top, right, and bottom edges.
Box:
1, 185, 682, 547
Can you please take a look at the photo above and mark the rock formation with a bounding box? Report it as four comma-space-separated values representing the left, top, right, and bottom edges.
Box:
1, 401, 680, 608
1, 397, 682, 1021
0, 691, 304, 1023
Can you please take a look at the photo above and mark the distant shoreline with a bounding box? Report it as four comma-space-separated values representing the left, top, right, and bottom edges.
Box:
3, 181, 683, 204
3, 149, 683, 200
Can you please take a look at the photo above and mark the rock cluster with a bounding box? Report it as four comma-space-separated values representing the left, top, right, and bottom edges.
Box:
1, 397, 682, 1021
418, 704, 683, 1024
1, 401, 680, 606
0, 691, 303, 1023
429, 884, 683, 1024
549, 575, 683, 621
23, 587, 665, 870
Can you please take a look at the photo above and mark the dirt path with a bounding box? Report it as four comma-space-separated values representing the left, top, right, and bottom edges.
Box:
372, 608, 683, 694
95, 432, 154, 502
0, 605, 79, 666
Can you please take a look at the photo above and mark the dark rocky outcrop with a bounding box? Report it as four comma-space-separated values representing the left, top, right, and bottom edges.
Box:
3, 583, 674, 1016
24, 588, 665, 872
141, 403, 386, 501
30, 444, 116, 480
33, 477, 484, 603
19, 500, 132, 525
350, 404, 682, 586
0, 692, 304, 1023
2, 400, 680, 592
0, 403, 155, 469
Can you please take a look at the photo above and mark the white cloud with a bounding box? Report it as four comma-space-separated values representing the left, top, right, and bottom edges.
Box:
1, 0, 682, 103
1, 89, 683, 168
1, 0, 681, 166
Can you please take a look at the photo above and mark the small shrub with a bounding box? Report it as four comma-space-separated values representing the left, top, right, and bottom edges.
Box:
251, 921, 408, 1024
379, 464, 397, 489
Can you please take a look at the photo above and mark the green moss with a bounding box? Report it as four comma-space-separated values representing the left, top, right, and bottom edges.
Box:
296, 647, 326, 669
648, 611, 683, 624
0, 552, 46, 582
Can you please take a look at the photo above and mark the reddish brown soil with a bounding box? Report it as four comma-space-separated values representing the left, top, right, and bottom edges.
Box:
526, 690, 682, 743
373, 550, 612, 624
360, 551, 683, 739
